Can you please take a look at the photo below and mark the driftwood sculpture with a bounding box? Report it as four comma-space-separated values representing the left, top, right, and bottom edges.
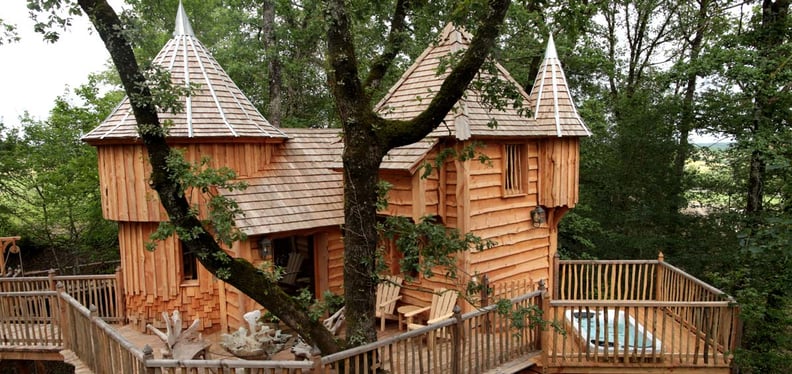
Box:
221, 310, 292, 359
146, 310, 210, 359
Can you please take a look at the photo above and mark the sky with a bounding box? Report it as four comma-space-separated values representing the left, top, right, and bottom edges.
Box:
0, 2, 115, 129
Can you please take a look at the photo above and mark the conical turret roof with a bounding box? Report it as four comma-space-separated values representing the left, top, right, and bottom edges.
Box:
83, 1, 286, 143
376, 25, 589, 139
526, 34, 590, 137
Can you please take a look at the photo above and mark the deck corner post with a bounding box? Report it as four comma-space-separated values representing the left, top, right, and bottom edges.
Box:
48, 269, 57, 291
655, 252, 665, 302
451, 305, 463, 374
312, 354, 323, 373
56, 281, 71, 350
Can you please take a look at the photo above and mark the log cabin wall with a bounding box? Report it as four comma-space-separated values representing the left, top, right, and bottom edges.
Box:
97, 143, 275, 222
467, 140, 550, 286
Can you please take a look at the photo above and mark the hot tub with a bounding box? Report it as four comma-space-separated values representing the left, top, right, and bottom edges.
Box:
565, 309, 662, 354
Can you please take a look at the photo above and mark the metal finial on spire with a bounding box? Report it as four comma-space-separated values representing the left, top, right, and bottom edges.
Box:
174, 1, 195, 37
544, 34, 558, 59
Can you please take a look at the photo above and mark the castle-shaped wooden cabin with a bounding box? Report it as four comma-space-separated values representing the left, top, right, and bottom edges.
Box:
82, 4, 589, 333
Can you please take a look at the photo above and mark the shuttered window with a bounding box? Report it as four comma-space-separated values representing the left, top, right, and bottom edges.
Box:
504, 144, 524, 195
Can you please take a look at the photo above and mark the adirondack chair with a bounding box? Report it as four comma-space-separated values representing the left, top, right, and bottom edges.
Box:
401, 289, 458, 349
375, 275, 403, 331
280, 252, 305, 287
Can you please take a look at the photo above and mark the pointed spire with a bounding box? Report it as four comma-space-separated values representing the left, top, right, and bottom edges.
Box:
527, 34, 591, 137
544, 33, 558, 59
174, 1, 195, 37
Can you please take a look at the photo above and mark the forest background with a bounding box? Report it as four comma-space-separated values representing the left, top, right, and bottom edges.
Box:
0, 0, 789, 372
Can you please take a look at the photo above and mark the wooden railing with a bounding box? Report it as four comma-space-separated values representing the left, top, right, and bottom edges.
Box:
548, 255, 740, 369
59, 289, 148, 373
0, 290, 63, 349
317, 289, 544, 373
0, 268, 125, 322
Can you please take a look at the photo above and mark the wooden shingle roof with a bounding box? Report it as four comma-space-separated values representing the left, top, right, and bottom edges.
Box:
224, 128, 344, 235
82, 2, 287, 143
375, 24, 590, 139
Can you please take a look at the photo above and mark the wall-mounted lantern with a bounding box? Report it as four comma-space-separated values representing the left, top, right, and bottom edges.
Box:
530, 206, 546, 227
258, 237, 272, 259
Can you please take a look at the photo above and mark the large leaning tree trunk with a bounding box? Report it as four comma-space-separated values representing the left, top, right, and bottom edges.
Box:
324, 0, 511, 344
76, 0, 340, 354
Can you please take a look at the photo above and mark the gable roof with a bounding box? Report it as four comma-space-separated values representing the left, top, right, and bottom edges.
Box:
82, 2, 287, 144
375, 24, 589, 139
224, 128, 343, 236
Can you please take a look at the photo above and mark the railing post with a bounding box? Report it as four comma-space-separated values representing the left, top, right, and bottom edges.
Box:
451, 305, 463, 374
48, 269, 57, 291
553, 253, 560, 300
142, 344, 156, 374
539, 279, 551, 366
56, 281, 71, 350
114, 266, 126, 323
536, 280, 546, 350
481, 274, 491, 334
655, 252, 664, 301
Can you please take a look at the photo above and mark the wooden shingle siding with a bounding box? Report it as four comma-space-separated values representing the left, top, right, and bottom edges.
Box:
98, 143, 275, 222
539, 138, 580, 208
118, 222, 223, 331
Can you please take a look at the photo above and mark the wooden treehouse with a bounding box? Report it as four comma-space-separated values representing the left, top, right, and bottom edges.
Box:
0, 4, 739, 374
81, 5, 589, 333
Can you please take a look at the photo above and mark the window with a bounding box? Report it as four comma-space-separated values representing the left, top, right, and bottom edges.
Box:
503, 144, 524, 195
182, 245, 198, 281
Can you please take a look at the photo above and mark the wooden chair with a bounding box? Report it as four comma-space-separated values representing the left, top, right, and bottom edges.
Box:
280, 252, 304, 286
401, 289, 458, 348
375, 275, 403, 331
403, 289, 458, 329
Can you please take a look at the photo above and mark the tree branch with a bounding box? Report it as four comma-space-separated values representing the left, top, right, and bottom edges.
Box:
381, 0, 512, 150
362, 0, 411, 94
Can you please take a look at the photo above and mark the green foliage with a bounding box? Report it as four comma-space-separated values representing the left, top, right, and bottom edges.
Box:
0, 76, 121, 273
711, 214, 792, 373
147, 150, 248, 251
381, 215, 495, 282
420, 141, 491, 179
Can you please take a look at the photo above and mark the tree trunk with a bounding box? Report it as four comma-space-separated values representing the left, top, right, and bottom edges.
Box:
747, 0, 790, 214
672, 0, 710, 213
261, 0, 282, 127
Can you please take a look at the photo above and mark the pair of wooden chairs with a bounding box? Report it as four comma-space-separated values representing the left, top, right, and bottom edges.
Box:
376, 276, 458, 334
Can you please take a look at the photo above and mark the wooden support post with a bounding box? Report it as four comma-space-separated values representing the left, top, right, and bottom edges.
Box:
481, 274, 491, 334
539, 279, 550, 365
656, 252, 665, 302
114, 266, 126, 323
142, 344, 155, 374
553, 253, 560, 300
48, 269, 57, 291
451, 305, 463, 374
56, 281, 71, 350
537, 280, 546, 350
